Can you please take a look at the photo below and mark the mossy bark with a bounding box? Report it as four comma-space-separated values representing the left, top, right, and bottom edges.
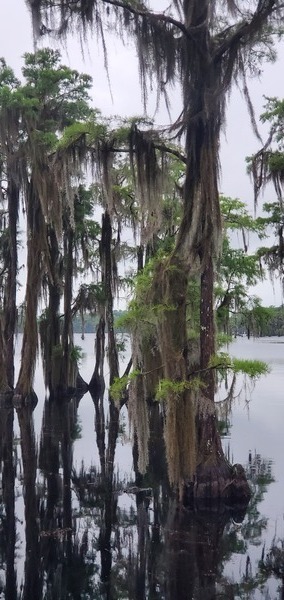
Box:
101, 210, 119, 386
150, 257, 196, 493
149, 253, 251, 506
39, 225, 63, 395
16, 182, 43, 399
61, 224, 77, 392
4, 175, 19, 388
144, 39, 251, 503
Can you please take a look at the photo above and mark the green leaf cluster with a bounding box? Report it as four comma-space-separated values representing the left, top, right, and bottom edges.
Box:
232, 358, 269, 378
155, 377, 204, 401
210, 353, 269, 379
110, 370, 141, 402
116, 253, 175, 330
220, 196, 266, 235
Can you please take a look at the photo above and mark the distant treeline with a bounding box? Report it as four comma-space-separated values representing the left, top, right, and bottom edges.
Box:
235, 305, 284, 338
75, 305, 284, 337
16, 310, 126, 335
72, 310, 126, 334
17, 306, 284, 337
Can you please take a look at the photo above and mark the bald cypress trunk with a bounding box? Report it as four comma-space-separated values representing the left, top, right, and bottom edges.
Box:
101, 210, 119, 386
61, 225, 76, 391
145, 35, 251, 502
4, 176, 19, 388
16, 181, 43, 400
39, 225, 63, 394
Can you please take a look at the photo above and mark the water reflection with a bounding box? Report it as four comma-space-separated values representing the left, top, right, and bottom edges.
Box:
1, 336, 284, 598
17, 403, 41, 599
0, 407, 275, 599
0, 404, 16, 600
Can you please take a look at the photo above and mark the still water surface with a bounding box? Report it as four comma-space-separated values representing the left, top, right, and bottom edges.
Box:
0, 335, 284, 599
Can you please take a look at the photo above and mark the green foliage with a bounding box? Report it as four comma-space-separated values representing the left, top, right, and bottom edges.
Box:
260, 96, 284, 144
51, 343, 84, 366
115, 303, 148, 330
232, 358, 269, 378
216, 196, 267, 336
22, 48, 93, 125
235, 300, 283, 337
262, 201, 283, 224
30, 128, 58, 151
210, 353, 269, 379
109, 375, 129, 402
209, 352, 232, 370
57, 117, 107, 149
110, 370, 141, 403
268, 150, 284, 172
70, 345, 85, 366
217, 332, 233, 347
256, 305, 284, 336
118, 297, 175, 331
220, 238, 262, 285
0, 58, 20, 90
0, 48, 95, 198
155, 377, 204, 401
247, 98, 284, 288
74, 186, 100, 233
220, 196, 267, 235
116, 253, 175, 331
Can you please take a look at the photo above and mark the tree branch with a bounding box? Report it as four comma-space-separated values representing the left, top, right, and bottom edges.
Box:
111, 142, 186, 164
213, 0, 280, 62
101, 0, 188, 36
153, 143, 186, 164
41, 0, 188, 36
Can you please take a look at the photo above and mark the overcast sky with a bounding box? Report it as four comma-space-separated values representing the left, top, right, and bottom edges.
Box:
1, 0, 284, 305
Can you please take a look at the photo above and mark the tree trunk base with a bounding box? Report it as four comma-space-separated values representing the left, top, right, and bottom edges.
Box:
183, 461, 251, 511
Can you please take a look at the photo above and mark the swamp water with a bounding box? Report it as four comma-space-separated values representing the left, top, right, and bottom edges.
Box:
0, 335, 284, 599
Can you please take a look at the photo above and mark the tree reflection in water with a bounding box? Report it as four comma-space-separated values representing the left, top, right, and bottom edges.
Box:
0, 382, 281, 599
0, 401, 17, 600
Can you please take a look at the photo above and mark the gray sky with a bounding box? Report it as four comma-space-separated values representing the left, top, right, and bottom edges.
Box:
1, 1, 284, 305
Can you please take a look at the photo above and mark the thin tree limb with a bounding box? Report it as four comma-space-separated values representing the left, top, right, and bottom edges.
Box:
101, 0, 188, 36
213, 0, 280, 62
